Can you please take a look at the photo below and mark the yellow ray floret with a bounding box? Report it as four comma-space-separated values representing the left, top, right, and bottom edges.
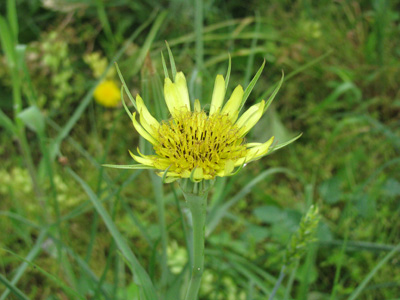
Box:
125, 72, 280, 182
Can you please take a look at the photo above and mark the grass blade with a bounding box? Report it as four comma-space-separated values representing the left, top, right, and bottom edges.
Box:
347, 242, 400, 300
243, 13, 260, 86
0, 109, 17, 134
0, 273, 29, 300
0, 248, 86, 300
0, 229, 47, 300
6, 0, 18, 41
95, 0, 114, 44
0, 16, 16, 64
132, 11, 168, 75
68, 168, 159, 300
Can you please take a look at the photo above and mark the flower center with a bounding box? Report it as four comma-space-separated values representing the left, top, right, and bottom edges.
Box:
154, 110, 247, 177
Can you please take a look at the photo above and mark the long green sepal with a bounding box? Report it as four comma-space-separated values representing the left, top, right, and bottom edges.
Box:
240, 59, 265, 112
264, 70, 284, 113
165, 40, 177, 80
270, 133, 303, 153
115, 62, 137, 111
102, 164, 156, 170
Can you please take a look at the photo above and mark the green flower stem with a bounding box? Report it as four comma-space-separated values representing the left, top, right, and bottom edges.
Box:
183, 189, 208, 300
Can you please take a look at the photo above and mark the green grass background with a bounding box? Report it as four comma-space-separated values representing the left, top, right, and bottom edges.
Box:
0, 0, 399, 299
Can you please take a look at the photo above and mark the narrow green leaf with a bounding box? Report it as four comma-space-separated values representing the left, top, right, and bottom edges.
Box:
264, 70, 284, 113
165, 40, 177, 80
243, 12, 260, 86
0, 16, 16, 64
95, 0, 114, 43
7, 0, 18, 41
240, 59, 265, 112
0, 229, 47, 300
225, 53, 231, 90
347, 242, 400, 300
0, 109, 17, 134
0, 248, 86, 300
132, 11, 168, 75
102, 164, 156, 170
161, 51, 169, 79
285, 50, 333, 81
0, 273, 29, 300
68, 169, 159, 300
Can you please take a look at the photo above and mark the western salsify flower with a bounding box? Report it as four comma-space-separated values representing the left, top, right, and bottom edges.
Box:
124, 71, 280, 183
104, 56, 301, 300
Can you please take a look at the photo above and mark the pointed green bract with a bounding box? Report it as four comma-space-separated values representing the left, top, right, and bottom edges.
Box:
270, 133, 303, 153
225, 53, 232, 89
264, 70, 285, 113
239, 59, 265, 112
120, 87, 133, 121
161, 51, 169, 79
165, 40, 177, 80
102, 164, 157, 170
115, 62, 137, 110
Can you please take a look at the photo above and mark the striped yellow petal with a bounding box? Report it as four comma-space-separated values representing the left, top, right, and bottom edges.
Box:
221, 85, 244, 122
132, 112, 157, 145
175, 72, 191, 109
209, 75, 226, 115
236, 100, 265, 137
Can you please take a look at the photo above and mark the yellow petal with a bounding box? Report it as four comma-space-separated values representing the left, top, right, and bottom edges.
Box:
136, 94, 160, 136
236, 100, 265, 137
164, 77, 189, 117
156, 172, 180, 183
209, 75, 226, 115
217, 160, 235, 176
132, 112, 158, 145
175, 72, 191, 109
192, 167, 204, 181
245, 136, 275, 161
129, 150, 155, 166
221, 85, 244, 122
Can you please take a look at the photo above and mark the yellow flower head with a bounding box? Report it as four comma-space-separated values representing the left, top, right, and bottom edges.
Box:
128, 71, 278, 183
94, 80, 120, 108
